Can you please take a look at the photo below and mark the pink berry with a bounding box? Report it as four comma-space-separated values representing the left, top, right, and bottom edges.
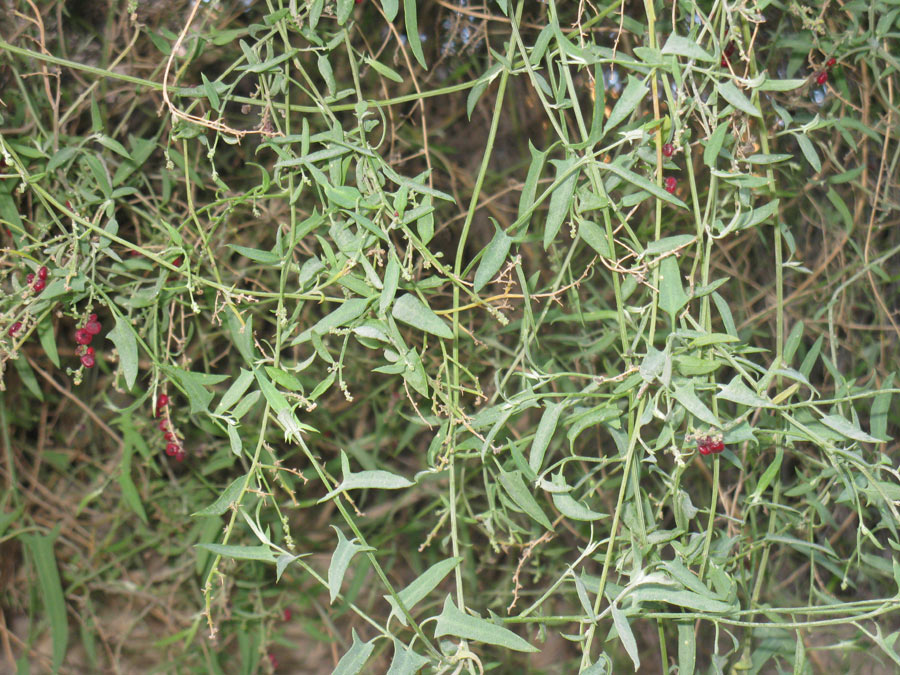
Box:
664, 176, 677, 193
85, 320, 102, 335
174, 449, 186, 462
81, 352, 95, 368
74, 328, 92, 345
37, 266, 48, 280
89, 313, 97, 321
26, 273, 34, 284
158, 419, 168, 431
8, 321, 22, 336
32, 278, 45, 293
662, 143, 674, 158
826, 57, 836, 69
165, 443, 179, 456
815, 71, 828, 85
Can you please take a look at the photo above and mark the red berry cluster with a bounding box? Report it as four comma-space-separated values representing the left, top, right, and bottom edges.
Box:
74, 313, 102, 368
720, 42, 736, 67
7, 321, 22, 337
26, 266, 49, 294
662, 142, 674, 158
156, 394, 186, 461
815, 57, 838, 86
664, 176, 677, 194
697, 436, 725, 456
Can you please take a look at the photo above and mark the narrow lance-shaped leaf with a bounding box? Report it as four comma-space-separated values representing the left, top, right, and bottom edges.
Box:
108, 315, 139, 390
434, 596, 539, 652
474, 224, 512, 292
543, 157, 579, 249
328, 527, 373, 603
391, 293, 453, 339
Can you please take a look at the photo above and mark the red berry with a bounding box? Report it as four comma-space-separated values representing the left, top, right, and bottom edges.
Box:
8, 321, 22, 336
166, 442, 179, 456
283, 608, 292, 621
89, 313, 97, 321
157, 394, 169, 408
74, 328, 92, 345
664, 176, 677, 193
32, 278, 45, 293
815, 71, 828, 85
826, 57, 836, 69
81, 352, 95, 368
268, 653, 278, 669
26, 273, 34, 284
662, 143, 674, 158
709, 440, 725, 454
85, 320, 102, 335
174, 449, 186, 462
724, 42, 736, 57
158, 419, 169, 431
38, 266, 48, 280
164, 432, 176, 441
173, 256, 182, 267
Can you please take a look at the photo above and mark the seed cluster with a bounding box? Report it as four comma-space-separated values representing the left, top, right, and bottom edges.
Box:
156, 394, 186, 461
26, 265, 49, 294
74, 313, 102, 368
697, 436, 725, 456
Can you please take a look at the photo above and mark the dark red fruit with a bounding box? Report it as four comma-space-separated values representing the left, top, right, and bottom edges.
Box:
662, 143, 674, 158
157, 394, 169, 408
826, 57, 836, 68
8, 321, 22, 336
158, 419, 168, 431
174, 449, 186, 462
89, 313, 97, 321
268, 653, 278, 669
283, 608, 292, 621
32, 278, 45, 293
165, 443, 179, 456
664, 176, 677, 193
26, 273, 34, 284
74, 328, 92, 345
38, 266, 48, 280
709, 439, 725, 454
164, 432, 176, 441
84, 320, 101, 335
81, 351, 95, 368
815, 71, 828, 85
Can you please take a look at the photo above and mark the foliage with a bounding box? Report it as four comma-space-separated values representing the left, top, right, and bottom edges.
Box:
1, 0, 899, 672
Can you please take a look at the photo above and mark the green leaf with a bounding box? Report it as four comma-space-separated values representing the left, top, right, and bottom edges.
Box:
24, 534, 68, 673
498, 468, 553, 530
658, 255, 688, 322
215, 369, 255, 414
611, 604, 640, 670
328, 527, 373, 603
871, 374, 894, 443
543, 157, 579, 249
227, 244, 281, 264
551, 487, 605, 521
672, 382, 720, 428
333, 630, 375, 675
717, 81, 760, 117
227, 424, 242, 456
366, 56, 404, 83
528, 403, 563, 474
319, 450, 415, 502
434, 596, 539, 652
629, 584, 734, 612
107, 316, 139, 390
518, 141, 550, 231
578, 218, 611, 258
601, 161, 687, 208
118, 437, 148, 525
391, 294, 453, 339
38, 316, 60, 368
643, 234, 695, 258
404, 0, 427, 69
749, 446, 783, 502
661, 34, 714, 62
793, 132, 822, 173
172, 368, 215, 414
194, 543, 276, 563
317, 53, 336, 94
605, 76, 648, 132
386, 638, 430, 675
193, 474, 246, 516
380, 254, 400, 316
474, 226, 512, 292
820, 414, 887, 443
200, 72, 220, 110
704, 123, 728, 168
385, 556, 462, 626
380, 0, 399, 22
677, 622, 696, 675
716, 376, 774, 408
336, 0, 354, 24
